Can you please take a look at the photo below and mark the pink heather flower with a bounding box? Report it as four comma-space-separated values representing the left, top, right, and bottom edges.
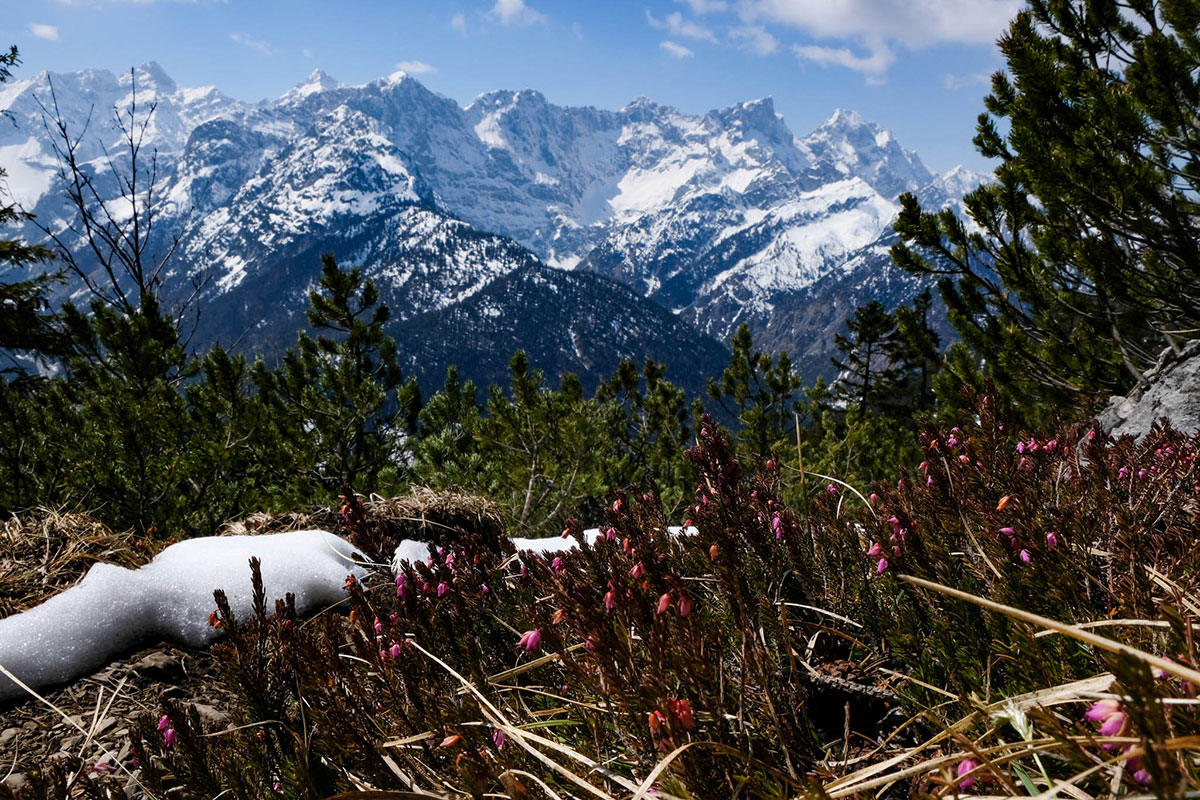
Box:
612, 499, 621, 512
481, 583, 490, 595
552, 556, 565, 574
437, 582, 449, 598
656, 593, 672, 615
92, 762, 112, 774
1088, 429, 1097, 440
585, 635, 597, 652
826, 483, 838, 494
389, 642, 402, 659
897, 478, 905, 490
163, 728, 177, 747
1019, 549, 1032, 563
1046, 531, 1059, 548
603, 590, 616, 612
1132, 769, 1150, 786
772, 514, 783, 539
700, 427, 708, 437
678, 595, 693, 617
1016, 441, 1026, 454
867, 542, 884, 557
947, 436, 959, 447
876, 558, 889, 573
1137, 469, 1147, 480
1045, 439, 1057, 452
492, 729, 507, 750
998, 527, 1016, 537
374, 618, 383, 634
1085, 699, 1121, 723
1018, 456, 1029, 470
157, 715, 171, 732
1118, 466, 1130, 479
396, 574, 408, 598
869, 493, 879, 505
631, 561, 646, 579
1099, 710, 1130, 738
956, 758, 979, 789
517, 629, 542, 652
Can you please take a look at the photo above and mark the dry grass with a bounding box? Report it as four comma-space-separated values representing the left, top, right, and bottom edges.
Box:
0, 509, 150, 618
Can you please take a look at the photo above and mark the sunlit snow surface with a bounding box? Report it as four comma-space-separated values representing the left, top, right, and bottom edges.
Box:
0, 530, 367, 701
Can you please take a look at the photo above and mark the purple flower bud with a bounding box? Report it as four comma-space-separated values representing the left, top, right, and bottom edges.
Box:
1019, 549, 1032, 563
1046, 531, 1059, 548
437, 582, 449, 598
163, 728, 177, 747
389, 642, 402, 659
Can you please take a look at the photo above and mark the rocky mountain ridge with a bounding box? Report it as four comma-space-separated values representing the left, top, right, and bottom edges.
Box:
0, 62, 981, 388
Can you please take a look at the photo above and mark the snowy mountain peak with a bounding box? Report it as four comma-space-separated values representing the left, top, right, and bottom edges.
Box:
802, 108, 933, 200
281, 69, 341, 102
124, 61, 177, 95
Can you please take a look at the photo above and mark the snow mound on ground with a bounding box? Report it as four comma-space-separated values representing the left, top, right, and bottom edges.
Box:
0, 530, 366, 702
391, 526, 699, 571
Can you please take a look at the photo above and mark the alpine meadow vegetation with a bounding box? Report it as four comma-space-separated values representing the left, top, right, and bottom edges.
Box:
2, 0, 1200, 796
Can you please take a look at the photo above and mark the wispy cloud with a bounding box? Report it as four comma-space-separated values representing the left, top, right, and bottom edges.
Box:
646, 10, 717, 43
450, 12, 467, 35
29, 23, 60, 41
395, 60, 436, 74
743, 0, 1019, 49
489, 0, 546, 26
660, 40, 695, 59
943, 71, 991, 90
793, 42, 894, 80
674, 0, 727, 13
229, 31, 274, 55
729, 25, 777, 55
572, 22, 584, 41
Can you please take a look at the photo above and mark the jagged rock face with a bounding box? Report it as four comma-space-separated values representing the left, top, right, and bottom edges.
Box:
1, 63, 982, 390
1098, 340, 1200, 438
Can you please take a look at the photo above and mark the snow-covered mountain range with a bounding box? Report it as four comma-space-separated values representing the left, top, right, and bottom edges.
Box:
0, 63, 980, 391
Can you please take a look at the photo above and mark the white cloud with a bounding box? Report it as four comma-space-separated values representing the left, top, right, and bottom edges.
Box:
943, 71, 991, 90
729, 24, 777, 55
395, 60, 436, 74
451, 12, 467, 35
302, 48, 313, 59
660, 40, 695, 59
29, 23, 60, 41
489, 0, 546, 26
793, 42, 894, 77
743, 0, 1020, 49
646, 10, 717, 43
675, 0, 728, 12
229, 31, 274, 55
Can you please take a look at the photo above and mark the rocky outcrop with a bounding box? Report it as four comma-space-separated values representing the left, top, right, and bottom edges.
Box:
1098, 339, 1200, 437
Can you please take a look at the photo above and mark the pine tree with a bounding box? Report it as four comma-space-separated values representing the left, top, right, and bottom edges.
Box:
255, 254, 420, 495
831, 301, 896, 411
891, 0, 1200, 408
707, 324, 804, 458
884, 288, 941, 414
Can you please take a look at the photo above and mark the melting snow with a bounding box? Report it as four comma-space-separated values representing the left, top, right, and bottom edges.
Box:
0, 530, 366, 701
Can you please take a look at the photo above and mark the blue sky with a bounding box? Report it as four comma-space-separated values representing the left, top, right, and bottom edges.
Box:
9, 0, 1022, 174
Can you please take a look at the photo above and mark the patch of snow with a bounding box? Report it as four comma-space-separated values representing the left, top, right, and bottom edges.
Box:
0, 530, 365, 701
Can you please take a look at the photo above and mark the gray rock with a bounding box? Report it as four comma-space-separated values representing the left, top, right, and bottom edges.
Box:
1098, 339, 1200, 438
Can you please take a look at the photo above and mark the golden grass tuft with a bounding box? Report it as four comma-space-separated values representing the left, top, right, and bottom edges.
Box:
0, 508, 149, 618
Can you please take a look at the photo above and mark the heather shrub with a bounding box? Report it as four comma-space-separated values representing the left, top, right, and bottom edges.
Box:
7, 398, 1200, 799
